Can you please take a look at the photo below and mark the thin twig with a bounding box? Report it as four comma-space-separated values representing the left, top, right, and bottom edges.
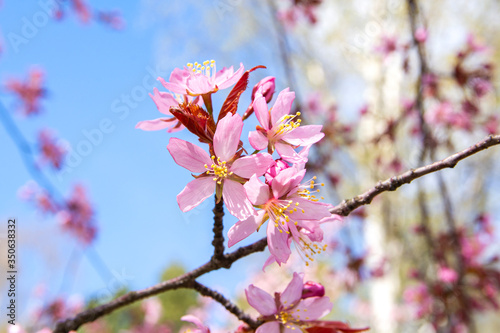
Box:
330, 135, 500, 216
191, 281, 261, 329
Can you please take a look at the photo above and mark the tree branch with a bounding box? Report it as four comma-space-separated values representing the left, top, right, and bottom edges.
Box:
212, 196, 227, 265
191, 281, 262, 329
330, 135, 500, 216
53, 237, 268, 332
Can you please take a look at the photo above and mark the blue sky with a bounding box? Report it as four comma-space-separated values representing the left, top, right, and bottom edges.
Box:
0, 0, 289, 326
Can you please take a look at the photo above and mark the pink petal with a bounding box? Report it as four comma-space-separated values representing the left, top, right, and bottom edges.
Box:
253, 95, 270, 130
267, 219, 291, 265
294, 296, 333, 320
275, 142, 307, 164
280, 272, 304, 308
177, 177, 215, 212
149, 87, 178, 115
227, 210, 265, 247
246, 285, 277, 316
291, 197, 332, 220
186, 74, 215, 95
181, 315, 210, 333
282, 125, 324, 146
270, 88, 295, 125
135, 118, 174, 131
244, 175, 271, 206
214, 113, 243, 161
230, 153, 274, 178
223, 179, 254, 220
216, 63, 245, 89
256, 322, 280, 333
167, 137, 212, 173
159, 69, 190, 94
249, 129, 269, 150
271, 168, 306, 199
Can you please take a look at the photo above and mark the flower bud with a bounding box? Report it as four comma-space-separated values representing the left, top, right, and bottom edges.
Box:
252, 76, 276, 103
265, 159, 289, 184
302, 281, 325, 299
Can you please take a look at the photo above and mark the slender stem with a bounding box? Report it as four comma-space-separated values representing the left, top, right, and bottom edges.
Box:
191, 281, 261, 329
202, 93, 214, 117
330, 135, 500, 216
212, 196, 226, 264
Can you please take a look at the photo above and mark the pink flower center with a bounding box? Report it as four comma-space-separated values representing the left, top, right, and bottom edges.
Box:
204, 155, 233, 185
275, 111, 302, 136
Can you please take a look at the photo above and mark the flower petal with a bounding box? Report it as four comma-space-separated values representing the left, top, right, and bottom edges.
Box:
159, 69, 190, 94
275, 142, 307, 164
216, 63, 245, 89
256, 322, 280, 333
135, 118, 174, 131
281, 272, 304, 308
186, 74, 215, 95
223, 179, 254, 220
244, 175, 271, 206
227, 210, 266, 247
270, 88, 295, 125
167, 137, 212, 173
181, 315, 209, 333
291, 197, 332, 221
253, 95, 270, 130
282, 125, 324, 146
267, 219, 291, 265
294, 296, 333, 320
214, 113, 243, 161
231, 153, 274, 178
271, 168, 306, 199
249, 129, 269, 150
246, 285, 277, 316
149, 88, 178, 115
177, 177, 215, 212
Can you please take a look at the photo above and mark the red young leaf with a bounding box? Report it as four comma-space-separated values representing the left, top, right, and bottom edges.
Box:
217, 65, 266, 124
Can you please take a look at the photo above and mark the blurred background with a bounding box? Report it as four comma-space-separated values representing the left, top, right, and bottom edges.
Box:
0, 0, 499, 332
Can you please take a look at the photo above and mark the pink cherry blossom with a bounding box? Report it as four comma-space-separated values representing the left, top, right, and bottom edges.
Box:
5, 68, 46, 116
38, 129, 66, 170
159, 60, 244, 96
181, 315, 210, 333
251, 76, 276, 103
437, 265, 458, 283
246, 272, 332, 333
302, 281, 325, 299
228, 167, 333, 266
249, 88, 324, 163
167, 113, 274, 220
403, 283, 433, 319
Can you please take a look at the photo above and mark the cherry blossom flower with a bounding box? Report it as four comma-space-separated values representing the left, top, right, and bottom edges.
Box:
18, 181, 58, 214
167, 113, 274, 220
38, 130, 66, 170
181, 315, 210, 333
437, 266, 458, 283
5, 68, 46, 116
246, 272, 332, 333
228, 167, 333, 265
403, 283, 433, 318
136, 87, 201, 132
251, 76, 276, 103
159, 60, 244, 96
249, 88, 324, 163
57, 184, 97, 245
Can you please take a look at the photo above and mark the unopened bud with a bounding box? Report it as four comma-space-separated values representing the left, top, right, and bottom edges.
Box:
252, 76, 276, 103
302, 281, 325, 299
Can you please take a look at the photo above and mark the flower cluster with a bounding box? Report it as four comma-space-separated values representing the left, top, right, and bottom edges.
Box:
5, 68, 46, 116
138, 61, 337, 266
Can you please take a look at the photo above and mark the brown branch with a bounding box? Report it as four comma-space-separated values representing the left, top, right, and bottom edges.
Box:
53, 237, 268, 333
191, 281, 262, 329
330, 135, 500, 216
212, 196, 227, 265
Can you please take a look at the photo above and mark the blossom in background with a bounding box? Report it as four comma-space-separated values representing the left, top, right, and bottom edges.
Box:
228, 167, 333, 266
38, 129, 66, 170
159, 60, 244, 96
18, 181, 58, 214
249, 88, 324, 163
403, 283, 433, 319
5, 68, 46, 116
167, 113, 273, 220
181, 315, 210, 333
437, 265, 458, 283
57, 184, 97, 245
